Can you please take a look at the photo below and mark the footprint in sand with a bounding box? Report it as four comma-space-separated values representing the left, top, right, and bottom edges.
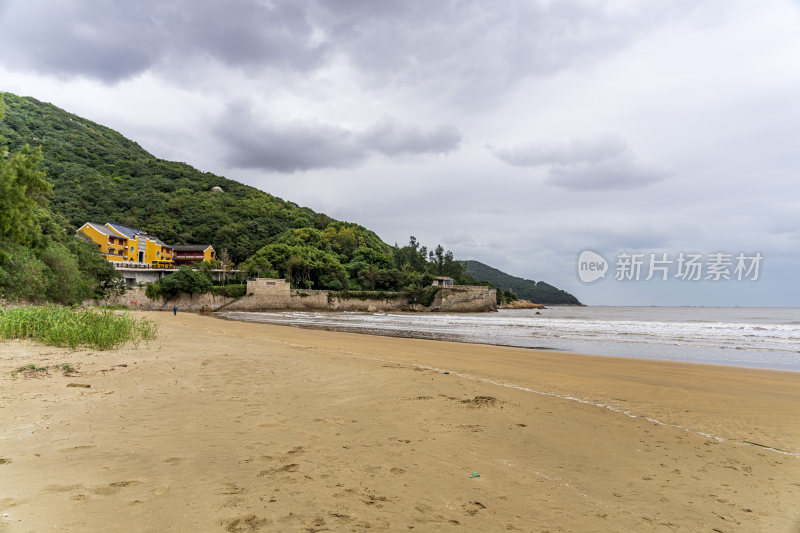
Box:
221, 514, 269, 532
220, 483, 247, 495
462, 501, 487, 516
91, 481, 141, 496
257, 464, 299, 477
57, 445, 96, 455
152, 485, 169, 496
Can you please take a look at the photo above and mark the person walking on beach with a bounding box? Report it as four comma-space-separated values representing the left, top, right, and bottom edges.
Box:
173, 305, 178, 316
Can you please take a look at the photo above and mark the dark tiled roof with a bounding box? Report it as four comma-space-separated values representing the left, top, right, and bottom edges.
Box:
105, 223, 141, 239
173, 244, 213, 252
82, 222, 119, 238
105, 223, 171, 247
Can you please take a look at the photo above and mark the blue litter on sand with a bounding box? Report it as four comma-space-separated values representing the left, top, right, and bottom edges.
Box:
469, 472, 480, 478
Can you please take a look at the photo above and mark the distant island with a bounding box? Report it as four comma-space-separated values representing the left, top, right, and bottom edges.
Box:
0, 92, 580, 307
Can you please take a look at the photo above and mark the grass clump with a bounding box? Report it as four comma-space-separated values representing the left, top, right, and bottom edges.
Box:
0, 305, 158, 350
11, 364, 48, 378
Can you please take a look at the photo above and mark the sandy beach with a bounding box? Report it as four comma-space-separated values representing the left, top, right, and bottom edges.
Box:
1, 312, 799, 532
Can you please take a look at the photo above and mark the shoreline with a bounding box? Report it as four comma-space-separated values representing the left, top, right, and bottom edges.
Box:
216, 309, 800, 373
1, 311, 798, 531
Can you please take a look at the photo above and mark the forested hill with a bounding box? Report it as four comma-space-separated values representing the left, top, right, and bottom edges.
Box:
1, 92, 580, 300
0, 92, 339, 264
463, 260, 582, 305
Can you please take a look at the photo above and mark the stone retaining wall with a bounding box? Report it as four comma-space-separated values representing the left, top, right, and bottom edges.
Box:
91, 288, 237, 312
90, 283, 496, 313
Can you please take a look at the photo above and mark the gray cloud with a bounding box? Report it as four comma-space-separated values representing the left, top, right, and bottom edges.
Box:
215, 102, 461, 172
0, 0, 686, 102
360, 117, 461, 156
546, 158, 667, 191
214, 101, 365, 173
315, 1, 691, 103
491, 135, 667, 191
490, 136, 627, 167
0, 0, 326, 83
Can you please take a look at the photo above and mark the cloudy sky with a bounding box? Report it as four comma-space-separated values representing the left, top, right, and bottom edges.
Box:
2, 0, 799, 306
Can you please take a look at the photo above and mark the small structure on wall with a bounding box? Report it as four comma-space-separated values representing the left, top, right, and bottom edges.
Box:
432, 276, 455, 288
246, 278, 291, 297
173, 244, 216, 266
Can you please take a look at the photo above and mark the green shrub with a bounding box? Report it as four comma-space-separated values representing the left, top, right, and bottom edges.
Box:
0, 305, 158, 349
146, 267, 212, 300
0, 242, 49, 301
210, 284, 245, 298
40, 242, 88, 304
406, 286, 441, 307
326, 290, 407, 302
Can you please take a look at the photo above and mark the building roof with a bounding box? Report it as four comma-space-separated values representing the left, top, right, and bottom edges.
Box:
434, 276, 455, 281
82, 222, 123, 238
105, 223, 141, 240
173, 244, 214, 252
104, 223, 171, 247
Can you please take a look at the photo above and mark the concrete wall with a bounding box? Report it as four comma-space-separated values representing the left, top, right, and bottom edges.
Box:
247, 278, 291, 297
431, 286, 497, 312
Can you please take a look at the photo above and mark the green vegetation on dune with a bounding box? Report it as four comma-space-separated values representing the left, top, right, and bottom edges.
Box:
463, 260, 581, 305
0, 305, 158, 349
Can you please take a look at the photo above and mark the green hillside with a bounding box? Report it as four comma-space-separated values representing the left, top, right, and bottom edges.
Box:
463, 260, 582, 305
0, 92, 338, 264
1, 92, 580, 299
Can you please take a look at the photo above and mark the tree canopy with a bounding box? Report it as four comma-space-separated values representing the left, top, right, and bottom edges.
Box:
0, 95, 123, 303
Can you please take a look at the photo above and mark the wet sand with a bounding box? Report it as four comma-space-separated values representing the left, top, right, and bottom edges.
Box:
1, 311, 799, 532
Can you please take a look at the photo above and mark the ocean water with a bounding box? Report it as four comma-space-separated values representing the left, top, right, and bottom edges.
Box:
219, 307, 800, 372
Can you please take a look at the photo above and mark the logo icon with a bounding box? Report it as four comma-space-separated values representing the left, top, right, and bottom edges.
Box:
577, 250, 608, 283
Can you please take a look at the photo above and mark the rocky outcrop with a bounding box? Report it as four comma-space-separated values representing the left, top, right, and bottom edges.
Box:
499, 299, 545, 310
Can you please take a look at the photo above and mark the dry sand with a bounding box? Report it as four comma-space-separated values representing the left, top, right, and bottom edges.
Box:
1, 311, 799, 532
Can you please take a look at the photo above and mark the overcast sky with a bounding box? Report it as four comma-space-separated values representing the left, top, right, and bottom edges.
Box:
2, 0, 799, 306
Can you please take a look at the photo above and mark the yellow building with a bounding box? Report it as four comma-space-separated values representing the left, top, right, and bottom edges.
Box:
173, 245, 216, 266
77, 222, 175, 267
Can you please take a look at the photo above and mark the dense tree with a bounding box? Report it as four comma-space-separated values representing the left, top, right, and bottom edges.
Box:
0, 102, 51, 245
145, 267, 212, 299
0, 95, 124, 303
